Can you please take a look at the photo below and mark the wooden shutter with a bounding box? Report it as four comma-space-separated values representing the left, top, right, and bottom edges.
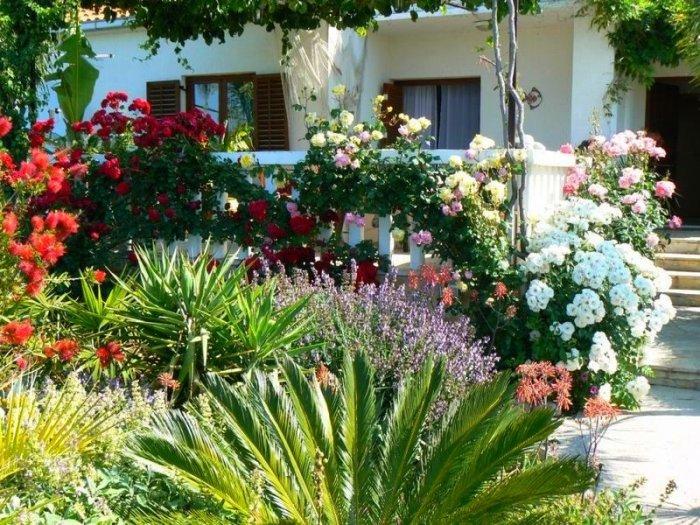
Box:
255, 74, 289, 150
381, 82, 403, 145
146, 80, 181, 118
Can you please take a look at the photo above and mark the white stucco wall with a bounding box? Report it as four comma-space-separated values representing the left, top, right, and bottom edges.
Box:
360, 9, 575, 148
39, 9, 691, 148
44, 24, 282, 135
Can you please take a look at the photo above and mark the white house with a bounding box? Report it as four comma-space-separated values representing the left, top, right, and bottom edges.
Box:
43, 1, 698, 220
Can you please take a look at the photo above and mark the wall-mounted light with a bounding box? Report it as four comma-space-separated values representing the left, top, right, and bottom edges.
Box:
525, 87, 542, 109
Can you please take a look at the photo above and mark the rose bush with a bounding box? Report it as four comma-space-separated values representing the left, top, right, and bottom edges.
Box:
522, 197, 674, 408
561, 130, 677, 256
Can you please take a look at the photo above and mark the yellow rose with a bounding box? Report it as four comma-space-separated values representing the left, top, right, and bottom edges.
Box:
484, 180, 506, 203
483, 209, 500, 222
391, 228, 405, 242
240, 154, 255, 169
439, 187, 454, 203
448, 155, 463, 168
469, 134, 496, 151
310, 132, 327, 147
371, 130, 384, 141
339, 110, 354, 128
331, 84, 347, 97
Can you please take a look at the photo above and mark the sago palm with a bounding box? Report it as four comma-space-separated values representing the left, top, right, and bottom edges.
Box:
114, 245, 316, 400
130, 355, 592, 524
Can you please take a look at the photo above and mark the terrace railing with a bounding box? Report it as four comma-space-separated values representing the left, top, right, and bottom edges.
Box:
164, 148, 576, 271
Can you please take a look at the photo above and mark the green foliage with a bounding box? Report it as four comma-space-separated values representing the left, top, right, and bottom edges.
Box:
527, 478, 676, 524
46, 29, 100, 128
85, 0, 540, 57
581, 0, 699, 87
130, 355, 592, 523
0, 0, 76, 156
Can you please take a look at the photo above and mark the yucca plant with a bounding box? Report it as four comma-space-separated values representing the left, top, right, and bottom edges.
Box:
130, 355, 592, 524
113, 245, 316, 400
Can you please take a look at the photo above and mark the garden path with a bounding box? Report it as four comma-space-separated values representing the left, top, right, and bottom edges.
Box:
557, 301, 700, 523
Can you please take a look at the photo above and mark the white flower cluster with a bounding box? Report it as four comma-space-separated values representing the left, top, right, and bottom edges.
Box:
525, 279, 554, 312
566, 289, 606, 327
588, 332, 618, 374
524, 198, 675, 339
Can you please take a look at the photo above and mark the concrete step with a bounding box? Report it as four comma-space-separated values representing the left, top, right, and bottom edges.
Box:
646, 307, 700, 391
656, 253, 700, 272
667, 289, 700, 307
650, 367, 700, 390
669, 270, 700, 290
666, 238, 700, 255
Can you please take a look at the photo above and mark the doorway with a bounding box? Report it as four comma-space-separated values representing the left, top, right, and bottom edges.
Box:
646, 78, 700, 222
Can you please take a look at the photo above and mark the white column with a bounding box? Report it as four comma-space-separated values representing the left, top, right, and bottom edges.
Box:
570, 15, 617, 144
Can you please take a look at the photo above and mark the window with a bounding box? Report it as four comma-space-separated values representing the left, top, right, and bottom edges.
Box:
184, 73, 288, 150
382, 79, 480, 149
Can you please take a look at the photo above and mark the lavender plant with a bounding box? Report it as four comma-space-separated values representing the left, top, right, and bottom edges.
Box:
273, 265, 498, 411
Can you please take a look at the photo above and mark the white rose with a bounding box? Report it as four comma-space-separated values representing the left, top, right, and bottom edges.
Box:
597, 383, 612, 402
626, 376, 650, 401
469, 134, 496, 151
339, 110, 354, 128
484, 180, 506, 203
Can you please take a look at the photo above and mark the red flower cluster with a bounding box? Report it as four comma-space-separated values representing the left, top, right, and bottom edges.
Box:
99, 155, 122, 180
5, 149, 66, 193
93, 269, 107, 283
515, 361, 573, 411
96, 341, 125, 367
0, 320, 33, 345
6, 208, 78, 295
44, 339, 79, 362
289, 214, 315, 236
28, 118, 54, 148
0, 116, 12, 138
356, 260, 378, 286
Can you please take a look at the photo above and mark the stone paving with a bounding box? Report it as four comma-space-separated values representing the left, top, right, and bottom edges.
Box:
556, 303, 700, 524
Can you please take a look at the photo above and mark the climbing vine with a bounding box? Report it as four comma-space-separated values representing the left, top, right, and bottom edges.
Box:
579, 0, 699, 112
0, 0, 78, 157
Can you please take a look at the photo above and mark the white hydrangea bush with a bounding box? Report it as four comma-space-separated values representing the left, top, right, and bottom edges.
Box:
522, 197, 675, 408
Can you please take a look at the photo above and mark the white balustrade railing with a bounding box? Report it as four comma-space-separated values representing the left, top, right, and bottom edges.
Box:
163, 148, 575, 271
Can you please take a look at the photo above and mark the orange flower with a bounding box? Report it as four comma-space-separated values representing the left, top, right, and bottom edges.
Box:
493, 281, 508, 299
158, 372, 181, 389
583, 397, 621, 419
441, 287, 454, 307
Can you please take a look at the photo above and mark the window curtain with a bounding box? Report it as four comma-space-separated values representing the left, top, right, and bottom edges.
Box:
437, 83, 480, 149
402, 85, 439, 149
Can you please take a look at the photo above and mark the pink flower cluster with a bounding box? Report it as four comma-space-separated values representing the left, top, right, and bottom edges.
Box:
563, 164, 588, 196
618, 167, 643, 189
620, 192, 648, 214
344, 212, 365, 227
410, 230, 433, 246
590, 130, 666, 159
441, 201, 464, 216
333, 144, 360, 169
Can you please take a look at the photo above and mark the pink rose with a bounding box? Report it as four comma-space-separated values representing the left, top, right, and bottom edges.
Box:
559, 143, 574, 154
631, 199, 647, 214
621, 193, 641, 205
646, 233, 660, 249
654, 180, 675, 199
588, 184, 608, 198
334, 150, 351, 168
465, 148, 477, 160
668, 215, 683, 229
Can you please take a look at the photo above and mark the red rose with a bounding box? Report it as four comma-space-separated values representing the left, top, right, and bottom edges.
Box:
99, 156, 122, 180
147, 207, 160, 222
320, 209, 340, 224
115, 181, 131, 195
164, 207, 176, 219
248, 200, 268, 222
128, 98, 151, 115
356, 260, 378, 287
187, 200, 201, 210
267, 223, 287, 240
290, 214, 316, 236
93, 269, 107, 283
0, 320, 34, 346
157, 193, 170, 206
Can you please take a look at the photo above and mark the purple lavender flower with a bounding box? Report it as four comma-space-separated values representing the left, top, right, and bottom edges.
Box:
273, 268, 498, 415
